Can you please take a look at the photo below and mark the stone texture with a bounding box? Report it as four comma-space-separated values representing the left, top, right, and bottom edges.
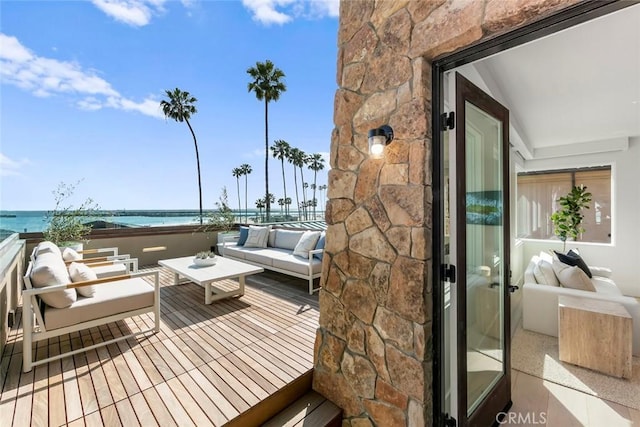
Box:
342, 280, 377, 324
388, 256, 427, 324
354, 160, 382, 204
345, 207, 374, 236
373, 307, 414, 353
343, 25, 378, 65
407, 398, 425, 427
385, 226, 410, 257
350, 227, 396, 264
414, 322, 426, 360
365, 326, 390, 382
409, 140, 427, 185
339, 0, 374, 44
347, 321, 366, 355
484, 0, 579, 36
380, 8, 412, 53
324, 264, 344, 297
326, 198, 356, 224
380, 186, 425, 227
369, 262, 391, 306
328, 169, 358, 200
389, 99, 428, 141
317, 331, 346, 373
361, 45, 412, 94
380, 164, 409, 186
410, 0, 484, 60
319, 290, 350, 341
353, 89, 397, 134
342, 62, 366, 91
334, 251, 376, 280
407, 0, 446, 23
326, 223, 348, 253
350, 418, 374, 427
338, 144, 366, 172
334, 89, 364, 128
411, 226, 428, 260
370, 0, 409, 29
364, 196, 391, 232
314, 369, 364, 417
412, 58, 431, 103
375, 379, 409, 410
384, 140, 410, 165
363, 400, 407, 427
386, 344, 425, 402
341, 352, 377, 398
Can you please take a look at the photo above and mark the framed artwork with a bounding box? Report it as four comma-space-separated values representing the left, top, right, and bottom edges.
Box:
466, 191, 502, 225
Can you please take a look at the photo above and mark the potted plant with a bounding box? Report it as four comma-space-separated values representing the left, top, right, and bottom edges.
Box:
43, 181, 100, 249
201, 187, 239, 247
193, 250, 217, 266
550, 185, 592, 251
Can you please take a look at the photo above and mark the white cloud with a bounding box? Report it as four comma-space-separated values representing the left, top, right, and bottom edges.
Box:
91, 0, 163, 26
0, 33, 163, 119
242, 0, 338, 25
0, 153, 31, 177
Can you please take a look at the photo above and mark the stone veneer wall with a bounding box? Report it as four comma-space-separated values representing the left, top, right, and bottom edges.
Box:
313, 0, 580, 425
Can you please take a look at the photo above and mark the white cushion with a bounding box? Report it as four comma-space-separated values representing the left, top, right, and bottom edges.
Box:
30, 252, 77, 308
62, 247, 82, 262
273, 230, 305, 250
552, 258, 595, 291
90, 263, 127, 279
533, 259, 559, 286
538, 250, 553, 265
268, 229, 277, 247
292, 231, 321, 258
244, 226, 270, 248
68, 262, 97, 297
272, 254, 323, 276
36, 241, 62, 258
591, 277, 622, 296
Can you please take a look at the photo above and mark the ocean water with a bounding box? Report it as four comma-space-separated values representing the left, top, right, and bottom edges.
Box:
0, 209, 318, 233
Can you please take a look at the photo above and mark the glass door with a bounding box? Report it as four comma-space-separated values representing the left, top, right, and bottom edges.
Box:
453, 72, 512, 426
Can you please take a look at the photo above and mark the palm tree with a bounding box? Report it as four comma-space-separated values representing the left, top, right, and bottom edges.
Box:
160, 88, 203, 223
289, 148, 306, 220
255, 198, 265, 223
240, 163, 252, 223
319, 184, 328, 214
284, 197, 292, 219
302, 182, 310, 220
247, 60, 287, 223
308, 153, 326, 220
270, 140, 291, 217
278, 198, 284, 215
232, 167, 242, 220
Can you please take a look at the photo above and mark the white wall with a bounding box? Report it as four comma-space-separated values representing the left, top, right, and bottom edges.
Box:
522, 137, 640, 297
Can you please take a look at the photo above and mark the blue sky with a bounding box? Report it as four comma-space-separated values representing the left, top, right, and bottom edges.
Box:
0, 0, 338, 211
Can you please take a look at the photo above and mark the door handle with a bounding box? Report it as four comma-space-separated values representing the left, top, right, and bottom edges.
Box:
508, 285, 519, 293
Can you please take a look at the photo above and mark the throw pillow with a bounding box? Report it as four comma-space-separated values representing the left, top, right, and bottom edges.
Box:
62, 247, 82, 262
554, 250, 592, 278
314, 233, 325, 261
68, 262, 97, 297
244, 226, 270, 248
236, 226, 249, 246
30, 252, 77, 308
36, 241, 62, 257
273, 230, 305, 250
533, 259, 559, 286
268, 229, 278, 247
293, 231, 321, 258
551, 257, 595, 291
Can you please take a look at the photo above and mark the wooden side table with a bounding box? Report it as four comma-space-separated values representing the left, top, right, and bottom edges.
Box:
558, 295, 632, 379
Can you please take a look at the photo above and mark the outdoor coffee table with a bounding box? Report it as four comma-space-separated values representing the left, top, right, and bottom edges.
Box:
158, 256, 263, 304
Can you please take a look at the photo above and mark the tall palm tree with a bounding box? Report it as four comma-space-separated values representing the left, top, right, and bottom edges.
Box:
270, 140, 291, 217
255, 198, 265, 223
160, 88, 203, 224
247, 60, 287, 223
308, 153, 326, 220
232, 167, 242, 220
289, 148, 306, 220
240, 163, 252, 223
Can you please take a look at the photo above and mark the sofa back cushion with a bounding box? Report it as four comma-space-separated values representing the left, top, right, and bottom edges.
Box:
555, 250, 592, 278
274, 230, 305, 250
293, 231, 322, 258
268, 229, 278, 247
36, 241, 62, 258
314, 233, 326, 260
552, 257, 595, 292
244, 226, 271, 248
533, 259, 559, 286
30, 252, 77, 308
62, 247, 82, 262
237, 226, 249, 246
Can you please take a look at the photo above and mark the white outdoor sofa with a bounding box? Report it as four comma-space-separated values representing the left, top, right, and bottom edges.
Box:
219, 227, 324, 295
523, 251, 640, 356
22, 242, 159, 372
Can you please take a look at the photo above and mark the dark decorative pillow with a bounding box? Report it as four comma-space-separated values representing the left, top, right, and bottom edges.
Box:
554, 250, 592, 278
237, 226, 249, 246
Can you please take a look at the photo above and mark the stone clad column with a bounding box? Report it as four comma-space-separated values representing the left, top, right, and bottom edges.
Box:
314, 0, 580, 425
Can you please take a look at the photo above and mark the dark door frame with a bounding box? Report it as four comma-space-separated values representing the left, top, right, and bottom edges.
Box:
431, 1, 635, 425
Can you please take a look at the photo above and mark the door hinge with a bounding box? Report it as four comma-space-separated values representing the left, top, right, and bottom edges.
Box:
443, 413, 457, 426
441, 264, 456, 283
441, 112, 455, 131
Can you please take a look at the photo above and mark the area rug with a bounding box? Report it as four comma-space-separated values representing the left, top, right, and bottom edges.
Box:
511, 326, 640, 409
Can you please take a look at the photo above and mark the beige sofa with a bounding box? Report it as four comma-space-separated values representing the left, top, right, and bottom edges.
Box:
219, 228, 324, 295
22, 241, 160, 372
523, 252, 640, 356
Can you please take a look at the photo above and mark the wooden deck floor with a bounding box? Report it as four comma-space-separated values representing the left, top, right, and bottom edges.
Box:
0, 266, 319, 426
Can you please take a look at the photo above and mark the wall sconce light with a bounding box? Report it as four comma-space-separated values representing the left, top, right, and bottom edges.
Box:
368, 125, 394, 159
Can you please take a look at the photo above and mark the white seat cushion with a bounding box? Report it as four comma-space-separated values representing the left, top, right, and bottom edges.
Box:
223, 246, 247, 259
44, 277, 154, 330
272, 254, 322, 276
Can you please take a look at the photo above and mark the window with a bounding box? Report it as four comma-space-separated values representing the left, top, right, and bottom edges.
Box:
517, 166, 611, 243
